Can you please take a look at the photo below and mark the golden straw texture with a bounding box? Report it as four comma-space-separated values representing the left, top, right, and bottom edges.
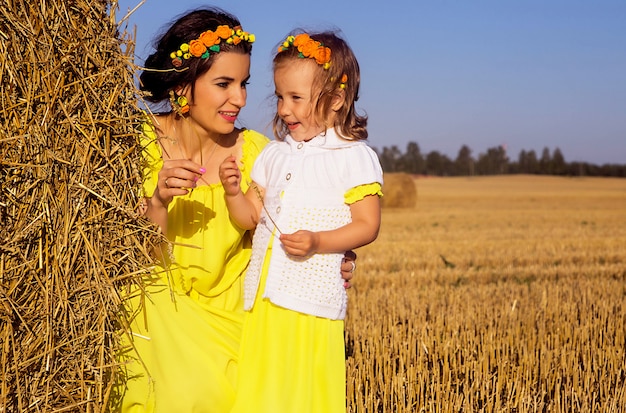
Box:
1, 1, 161, 411
381, 173, 417, 208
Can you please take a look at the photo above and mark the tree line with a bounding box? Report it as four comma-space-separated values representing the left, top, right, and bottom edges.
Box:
373, 142, 626, 177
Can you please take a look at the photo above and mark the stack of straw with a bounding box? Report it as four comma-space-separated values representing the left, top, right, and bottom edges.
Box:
381, 173, 417, 208
1, 0, 161, 410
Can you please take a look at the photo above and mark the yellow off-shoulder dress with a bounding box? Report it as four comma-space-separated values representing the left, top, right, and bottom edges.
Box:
119, 126, 268, 413
230, 184, 382, 413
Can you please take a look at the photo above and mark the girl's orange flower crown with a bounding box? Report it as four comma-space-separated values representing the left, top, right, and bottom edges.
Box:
277, 34, 331, 69
170, 25, 255, 67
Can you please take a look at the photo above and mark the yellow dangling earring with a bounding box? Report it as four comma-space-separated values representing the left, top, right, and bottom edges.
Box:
169, 90, 190, 117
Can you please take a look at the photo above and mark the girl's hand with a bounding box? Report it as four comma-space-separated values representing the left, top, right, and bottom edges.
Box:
279, 230, 320, 257
281, 233, 357, 289
153, 159, 205, 208
219, 155, 242, 197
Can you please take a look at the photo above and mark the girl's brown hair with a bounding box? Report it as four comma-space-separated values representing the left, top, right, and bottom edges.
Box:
272, 30, 367, 141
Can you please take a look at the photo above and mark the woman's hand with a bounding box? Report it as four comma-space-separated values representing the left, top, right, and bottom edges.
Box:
142, 159, 205, 235
341, 250, 357, 289
153, 159, 205, 208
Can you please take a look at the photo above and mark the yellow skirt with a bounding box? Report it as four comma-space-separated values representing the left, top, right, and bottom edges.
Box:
119, 274, 244, 413
231, 245, 346, 413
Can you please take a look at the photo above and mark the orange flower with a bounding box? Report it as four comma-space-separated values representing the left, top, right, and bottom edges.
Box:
215, 25, 232, 39
188, 39, 207, 57
313, 46, 331, 65
299, 39, 321, 58
170, 25, 255, 67
199, 30, 219, 46
292, 33, 311, 48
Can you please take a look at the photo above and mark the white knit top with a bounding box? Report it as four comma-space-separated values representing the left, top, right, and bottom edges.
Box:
244, 128, 383, 320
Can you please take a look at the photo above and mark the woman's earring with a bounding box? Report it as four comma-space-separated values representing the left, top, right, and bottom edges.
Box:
169, 90, 190, 116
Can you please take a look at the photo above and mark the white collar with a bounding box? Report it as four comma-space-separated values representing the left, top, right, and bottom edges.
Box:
284, 128, 359, 149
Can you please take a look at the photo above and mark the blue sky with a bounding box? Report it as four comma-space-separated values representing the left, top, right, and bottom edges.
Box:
115, 0, 626, 165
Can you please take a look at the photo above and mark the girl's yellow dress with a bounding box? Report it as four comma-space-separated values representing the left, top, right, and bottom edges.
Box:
229, 242, 347, 413
119, 126, 268, 413
230, 185, 381, 413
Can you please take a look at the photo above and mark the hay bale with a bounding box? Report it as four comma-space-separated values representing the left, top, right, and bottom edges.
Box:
0, 1, 161, 411
381, 173, 417, 208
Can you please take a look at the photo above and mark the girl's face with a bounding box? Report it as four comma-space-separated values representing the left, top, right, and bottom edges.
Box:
182, 52, 251, 137
274, 59, 328, 142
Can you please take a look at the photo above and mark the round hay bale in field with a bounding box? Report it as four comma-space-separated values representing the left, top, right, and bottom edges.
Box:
381, 173, 417, 208
0, 1, 161, 411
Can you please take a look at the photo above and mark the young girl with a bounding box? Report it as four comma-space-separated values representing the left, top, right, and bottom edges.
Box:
220, 30, 383, 412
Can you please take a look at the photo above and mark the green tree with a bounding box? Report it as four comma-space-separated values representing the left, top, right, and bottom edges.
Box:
402, 141, 424, 174
476, 146, 508, 175
455, 145, 474, 176
539, 147, 552, 174
379, 145, 402, 172
552, 147, 566, 175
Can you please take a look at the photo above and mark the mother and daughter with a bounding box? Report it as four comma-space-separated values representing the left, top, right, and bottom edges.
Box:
120, 6, 382, 413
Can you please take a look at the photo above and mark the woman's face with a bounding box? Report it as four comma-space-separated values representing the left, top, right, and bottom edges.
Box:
183, 52, 251, 136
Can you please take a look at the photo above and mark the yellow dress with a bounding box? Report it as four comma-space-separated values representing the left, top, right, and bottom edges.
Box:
230, 184, 382, 413
119, 127, 268, 413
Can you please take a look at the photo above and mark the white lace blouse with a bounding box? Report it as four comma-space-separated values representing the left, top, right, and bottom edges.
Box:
244, 128, 383, 320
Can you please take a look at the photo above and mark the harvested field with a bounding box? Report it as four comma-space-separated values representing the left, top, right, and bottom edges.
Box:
346, 175, 626, 412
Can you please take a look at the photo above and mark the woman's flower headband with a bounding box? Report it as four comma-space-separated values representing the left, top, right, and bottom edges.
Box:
170, 25, 255, 67
277, 34, 331, 69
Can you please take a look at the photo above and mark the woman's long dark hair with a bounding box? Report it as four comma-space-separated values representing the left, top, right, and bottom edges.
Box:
139, 7, 253, 108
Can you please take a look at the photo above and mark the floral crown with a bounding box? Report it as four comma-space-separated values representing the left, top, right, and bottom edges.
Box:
277, 33, 331, 69
170, 25, 255, 67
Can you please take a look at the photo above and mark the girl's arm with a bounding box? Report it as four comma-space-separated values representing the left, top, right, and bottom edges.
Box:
279, 194, 381, 257
219, 155, 263, 230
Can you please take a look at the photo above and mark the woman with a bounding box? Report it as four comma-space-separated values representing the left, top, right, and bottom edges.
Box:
118, 8, 355, 412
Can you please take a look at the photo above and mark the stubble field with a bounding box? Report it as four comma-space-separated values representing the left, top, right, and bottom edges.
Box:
345, 175, 626, 412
